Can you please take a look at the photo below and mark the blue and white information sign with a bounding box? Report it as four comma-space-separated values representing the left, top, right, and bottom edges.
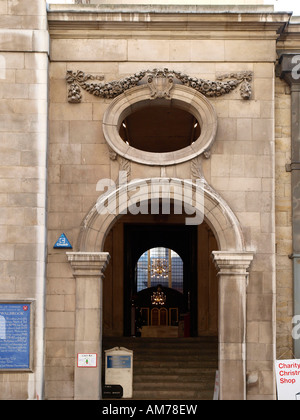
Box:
107, 355, 131, 369
53, 233, 72, 249
0, 303, 31, 370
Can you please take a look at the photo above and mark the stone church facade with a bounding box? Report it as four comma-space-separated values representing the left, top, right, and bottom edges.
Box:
0, 0, 300, 400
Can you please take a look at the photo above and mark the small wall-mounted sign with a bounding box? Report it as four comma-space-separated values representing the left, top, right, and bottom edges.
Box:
275, 359, 300, 400
53, 233, 72, 249
77, 353, 97, 368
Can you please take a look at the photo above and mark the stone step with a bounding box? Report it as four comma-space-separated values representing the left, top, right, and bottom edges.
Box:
102, 336, 218, 400
133, 360, 217, 368
103, 339, 217, 357
132, 346, 217, 353
133, 380, 214, 390
103, 337, 217, 346
132, 389, 214, 400
133, 354, 217, 361
134, 367, 216, 376
103, 337, 217, 345
134, 374, 215, 384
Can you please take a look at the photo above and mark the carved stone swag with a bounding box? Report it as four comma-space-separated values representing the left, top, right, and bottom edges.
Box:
66, 68, 253, 103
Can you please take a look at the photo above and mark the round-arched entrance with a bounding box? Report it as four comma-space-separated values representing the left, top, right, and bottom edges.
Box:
68, 179, 253, 400
103, 212, 219, 339
75, 177, 246, 341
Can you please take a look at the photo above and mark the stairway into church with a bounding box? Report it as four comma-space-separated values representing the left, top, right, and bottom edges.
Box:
102, 336, 218, 400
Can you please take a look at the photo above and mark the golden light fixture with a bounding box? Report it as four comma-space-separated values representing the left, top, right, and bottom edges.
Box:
151, 285, 166, 306
150, 258, 169, 279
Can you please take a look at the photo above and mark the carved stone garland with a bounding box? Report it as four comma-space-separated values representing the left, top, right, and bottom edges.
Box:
66, 68, 253, 103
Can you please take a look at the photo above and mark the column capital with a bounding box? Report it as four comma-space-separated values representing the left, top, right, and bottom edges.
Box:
66, 251, 110, 278
212, 251, 254, 275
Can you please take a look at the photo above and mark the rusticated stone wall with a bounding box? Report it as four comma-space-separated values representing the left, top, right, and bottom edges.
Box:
0, 0, 48, 400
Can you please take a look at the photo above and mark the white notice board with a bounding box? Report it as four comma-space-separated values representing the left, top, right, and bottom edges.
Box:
77, 353, 97, 368
275, 359, 300, 400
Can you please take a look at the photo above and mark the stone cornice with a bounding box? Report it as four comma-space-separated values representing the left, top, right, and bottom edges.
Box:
47, 4, 276, 13
47, 4, 277, 14
47, 5, 291, 37
277, 23, 300, 53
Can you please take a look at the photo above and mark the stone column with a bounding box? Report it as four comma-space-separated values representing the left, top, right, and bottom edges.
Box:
212, 251, 254, 400
67, 252, 110, 400
278, 54, 300, 357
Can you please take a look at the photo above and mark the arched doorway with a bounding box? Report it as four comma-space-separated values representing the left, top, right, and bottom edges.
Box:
100, 208, 219, 400
68, 179, 253, 399
103, 214, 218, 339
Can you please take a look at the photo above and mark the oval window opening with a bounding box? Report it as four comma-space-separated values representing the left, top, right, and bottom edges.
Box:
119, 104, 201, 153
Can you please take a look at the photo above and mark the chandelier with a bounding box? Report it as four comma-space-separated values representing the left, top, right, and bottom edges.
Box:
151, 286, 166, 306
150, 258, 169, 279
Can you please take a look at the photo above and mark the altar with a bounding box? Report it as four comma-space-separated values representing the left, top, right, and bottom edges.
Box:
141, 325, 179, 338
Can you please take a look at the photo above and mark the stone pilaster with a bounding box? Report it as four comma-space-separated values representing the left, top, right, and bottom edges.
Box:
278, 54, 300, 358
0, 0, 49, 400
67, 252, 110, 400
212, 251, 254, 400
